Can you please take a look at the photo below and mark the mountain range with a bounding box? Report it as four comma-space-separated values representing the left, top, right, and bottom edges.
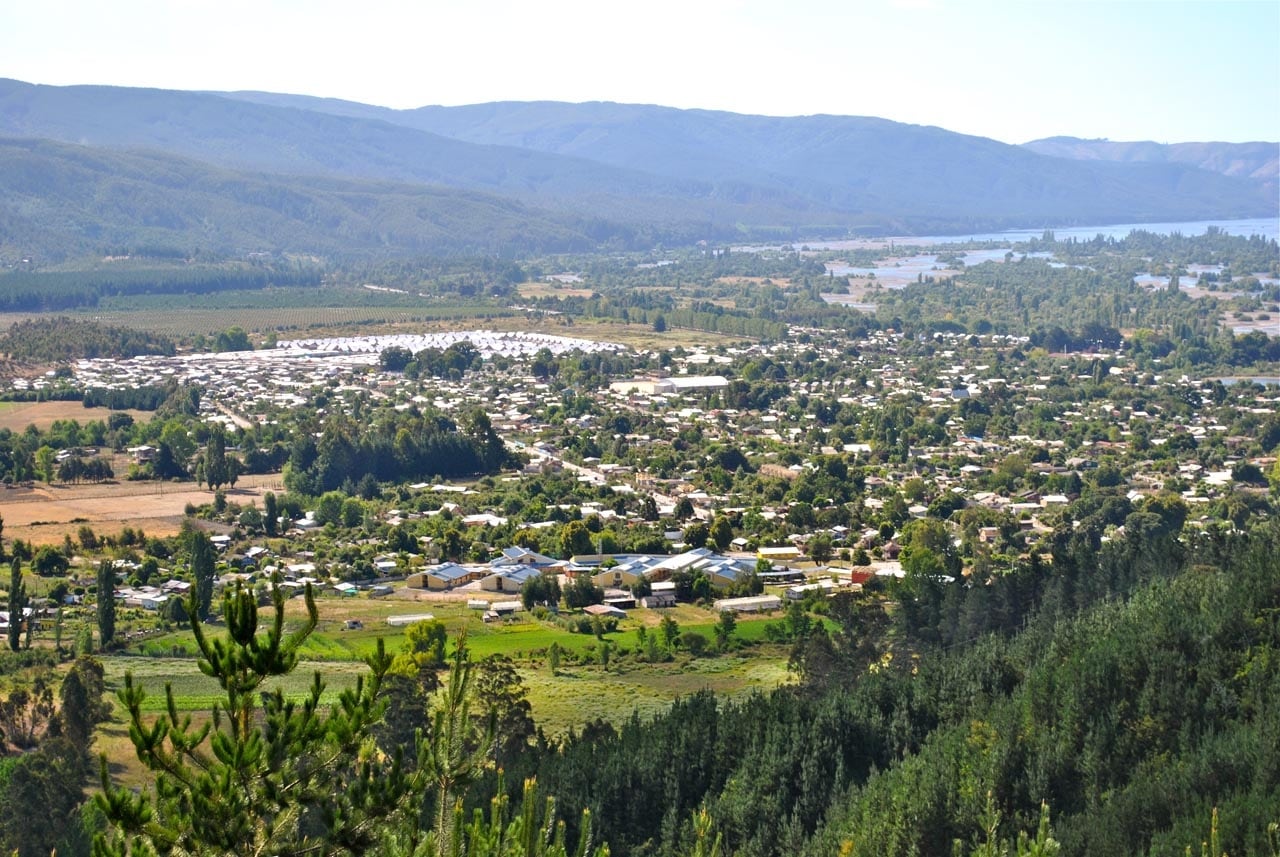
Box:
0, 78, 1274, 260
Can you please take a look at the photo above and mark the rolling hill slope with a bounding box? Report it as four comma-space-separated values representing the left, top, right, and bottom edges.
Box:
0, 78, 1274, 261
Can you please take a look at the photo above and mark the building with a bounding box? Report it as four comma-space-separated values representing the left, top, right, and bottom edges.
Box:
407, 562, 482, 591
713, 595, 782, 613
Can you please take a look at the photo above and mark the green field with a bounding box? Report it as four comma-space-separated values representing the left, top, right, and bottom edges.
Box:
101, 594, 795, 732
101, 656, 371, 713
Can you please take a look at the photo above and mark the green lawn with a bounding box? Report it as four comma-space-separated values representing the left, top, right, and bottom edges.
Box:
102, 657, 371, 713
520, 652, 794, 735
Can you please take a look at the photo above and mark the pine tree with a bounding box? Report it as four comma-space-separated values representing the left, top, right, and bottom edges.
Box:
96, 584, 413, 856
95, 587, 609, 857
96, 559, 116, 650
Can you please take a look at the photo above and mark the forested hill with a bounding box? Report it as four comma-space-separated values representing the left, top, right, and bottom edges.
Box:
0, 78, 1273, 251
221, 92, 1278, 226
0, 137, 626, 261
506, 519, 1280, 857
1023, 136, 1279, 188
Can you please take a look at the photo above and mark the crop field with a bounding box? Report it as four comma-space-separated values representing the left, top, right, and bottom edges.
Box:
79, 306, 515, 338
0, 474, 283, 545
516, 281, 596, 299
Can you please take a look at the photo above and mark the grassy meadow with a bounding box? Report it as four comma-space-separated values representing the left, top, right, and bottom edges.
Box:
94, 590, 796, 779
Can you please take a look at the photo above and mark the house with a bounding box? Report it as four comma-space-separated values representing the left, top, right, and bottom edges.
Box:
713, 595, 781, 613
481, 565, 543, 593
590, 562, 646, 589
757, 545, 802, 562
407, 562, 480, 591
462, 513, 508, 528
582, 603, 627, 619
292, 513, 321, 531
786, 580, 841, 600
483, 601, 524, 622
602, 588, 635, 609
491, 546, 559, 568
641, 591, 677, 609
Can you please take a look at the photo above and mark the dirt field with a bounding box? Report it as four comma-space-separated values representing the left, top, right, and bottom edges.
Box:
0, 401, 154, 432
0, 474, 283, 545
516, 282, 596, 299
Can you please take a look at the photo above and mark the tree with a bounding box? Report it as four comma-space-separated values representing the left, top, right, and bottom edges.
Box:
564, 574, 604, 610
214, 326, 252, 352
6, 559, 25, 652
714, 609, 737, 651
380, 345, 413, 372
522, 574, 562, 610
680, 631, 709, 657
710, 516, 734, 551
560, 520, 594, 559
0, 736, 88, 857
0, 670, 57, 753
58, 655, 109, 758
34, 446, 56, 484
473, 655, 536, 768
188, 528, 216, 621
200, 427, 240, 492
32, 544, 68, 577
808, 533, 834, 564
239, 504, 264, 533
161, 594, 189, 626
96, 559, 116, 650
659, 614, 680, 651
684, 522, 710, 550
316, 490, 347, 526
640, 495, 659, 522
548, 642, 562, 675
391, 619, 448, 676
96, 583, 417, 856
264, 491, 279, 536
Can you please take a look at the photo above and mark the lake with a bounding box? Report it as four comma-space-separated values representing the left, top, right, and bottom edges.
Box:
883, 216, 1278, 245
783, 217, 1279, 254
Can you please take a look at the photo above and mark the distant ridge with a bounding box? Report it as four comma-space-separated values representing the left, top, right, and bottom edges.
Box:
0, 78, 1274, 260
1023, 136, 1278, 196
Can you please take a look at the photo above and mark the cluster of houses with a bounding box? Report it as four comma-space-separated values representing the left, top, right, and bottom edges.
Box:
405, 545, 760, 596
26, 319, 1278, 603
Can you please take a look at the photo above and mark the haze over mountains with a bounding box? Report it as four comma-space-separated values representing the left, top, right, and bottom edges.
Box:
0, 78, 1274, 260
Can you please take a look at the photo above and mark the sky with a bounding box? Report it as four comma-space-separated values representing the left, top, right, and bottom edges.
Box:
1, 0, 1277, 144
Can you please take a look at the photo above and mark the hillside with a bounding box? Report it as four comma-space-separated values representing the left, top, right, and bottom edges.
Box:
1023, 136, 1278, 185
0, 137, 615, 261
0, 79, 844, 238
0, 79, 1272, 251
223, 92, 1278, 227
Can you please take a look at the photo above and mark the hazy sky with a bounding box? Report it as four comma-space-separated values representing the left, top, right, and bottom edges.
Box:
2, 0, 1277, 144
